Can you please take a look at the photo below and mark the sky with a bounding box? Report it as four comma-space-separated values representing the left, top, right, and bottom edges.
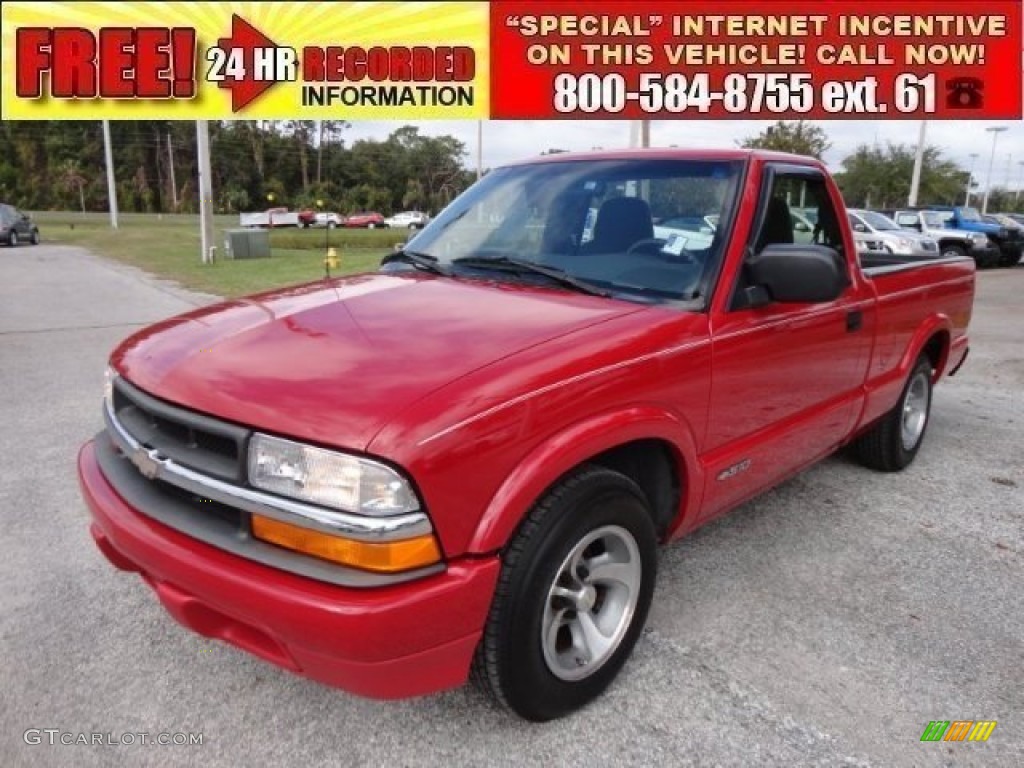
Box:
342, 119, 1024, 192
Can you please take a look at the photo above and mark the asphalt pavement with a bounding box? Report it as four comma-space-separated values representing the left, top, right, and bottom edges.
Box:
1, 244, 1021, 767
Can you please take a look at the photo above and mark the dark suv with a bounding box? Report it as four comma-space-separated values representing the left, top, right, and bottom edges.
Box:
0, 204, 40, 246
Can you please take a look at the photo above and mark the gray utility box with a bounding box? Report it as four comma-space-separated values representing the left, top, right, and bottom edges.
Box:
225, 229, 271, 259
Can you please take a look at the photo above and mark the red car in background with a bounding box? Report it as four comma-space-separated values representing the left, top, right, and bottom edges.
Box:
344, 211, 387, 228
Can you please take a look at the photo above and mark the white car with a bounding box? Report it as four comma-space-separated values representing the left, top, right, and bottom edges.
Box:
385, 211, 430, 230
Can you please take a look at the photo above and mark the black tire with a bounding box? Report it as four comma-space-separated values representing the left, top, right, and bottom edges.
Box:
473, 465, 658, 721
30, 230, 39, 245
998, 250, 1021, 268
327, 221, 336, 230
940, 243, 964, 258
8, 231, 18, 247
853, 355, 933, 472
367, 222, 377, 229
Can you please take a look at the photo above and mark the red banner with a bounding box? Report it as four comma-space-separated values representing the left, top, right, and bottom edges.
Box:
490, 0, 1023, 119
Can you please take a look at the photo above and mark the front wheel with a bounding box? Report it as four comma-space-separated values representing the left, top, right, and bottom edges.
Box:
8, 231, 18, 247
940, 243, 964, 258
473, 465, 657, 721
853, 354, 933, 471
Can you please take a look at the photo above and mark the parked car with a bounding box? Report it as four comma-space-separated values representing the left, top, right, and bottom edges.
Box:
882, 209, 999, 267
81, 149, 975, 721
847, 209, 938, 256
1000, 212, 1024, 227
385, 211, 430, 230
299, 210, 344, 229
344, 211, 387, 228
0, 203, 40, 246
912, 205, 1022, 267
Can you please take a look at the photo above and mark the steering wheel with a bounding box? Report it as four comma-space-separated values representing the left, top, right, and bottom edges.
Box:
627, 238, 696, 263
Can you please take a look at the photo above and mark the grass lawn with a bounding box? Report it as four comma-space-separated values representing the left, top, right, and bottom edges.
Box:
29, 211, 408, 298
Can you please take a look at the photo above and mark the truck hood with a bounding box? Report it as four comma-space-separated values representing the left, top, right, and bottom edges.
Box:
112, 273, 644, 449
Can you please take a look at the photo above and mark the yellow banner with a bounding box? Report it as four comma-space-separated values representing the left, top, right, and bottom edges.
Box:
1, 1, 489, 119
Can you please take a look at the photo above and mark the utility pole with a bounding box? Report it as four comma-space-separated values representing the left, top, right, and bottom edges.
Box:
102, 120, 119, 229
629, 120, 651, 148
196, 120, 216, 264
981, 126, 1008, 214
476, 120, 483, 180
1017, 160, 1024, 203
166, 131, 178, 209
964, 152, 980, 206
908, 120, 926, 207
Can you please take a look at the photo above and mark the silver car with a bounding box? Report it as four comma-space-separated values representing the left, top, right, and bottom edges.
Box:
848, 210, 938, 256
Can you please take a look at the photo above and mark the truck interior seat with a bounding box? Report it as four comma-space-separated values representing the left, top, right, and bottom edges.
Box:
583, 197, 654, 253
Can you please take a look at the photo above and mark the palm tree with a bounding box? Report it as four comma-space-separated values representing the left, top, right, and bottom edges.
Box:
57, 160, 88, 213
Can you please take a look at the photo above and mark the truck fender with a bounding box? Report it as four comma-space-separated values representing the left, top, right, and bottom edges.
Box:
900, 314, 952, 380
467, 406, 702, 554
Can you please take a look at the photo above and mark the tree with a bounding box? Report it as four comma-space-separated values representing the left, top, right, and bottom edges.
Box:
56, 160, 88, 213
836, 143, 966, 209
740, 121, 831, 159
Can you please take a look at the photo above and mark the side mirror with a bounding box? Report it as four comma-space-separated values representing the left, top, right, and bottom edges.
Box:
746, 244, 848, 305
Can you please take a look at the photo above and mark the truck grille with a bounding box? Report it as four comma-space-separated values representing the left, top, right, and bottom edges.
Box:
110, 377, 250, 482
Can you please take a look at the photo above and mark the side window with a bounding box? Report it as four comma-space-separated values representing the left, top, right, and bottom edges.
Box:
895, 213, 918, 227
751, 175, 844, 254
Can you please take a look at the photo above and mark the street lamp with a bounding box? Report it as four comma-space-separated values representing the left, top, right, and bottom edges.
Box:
964, 152, 980, 206
981, 126, 1008, 214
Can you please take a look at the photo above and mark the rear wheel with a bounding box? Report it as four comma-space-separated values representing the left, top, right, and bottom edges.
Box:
998, 250, 1021, 268
367, 222, 377, 229
30, 230, 39, 245
473, 465, 657, 721
853, 354, 933, 471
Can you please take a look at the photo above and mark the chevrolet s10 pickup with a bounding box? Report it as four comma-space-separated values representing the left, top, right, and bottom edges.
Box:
79, 149, 974, 721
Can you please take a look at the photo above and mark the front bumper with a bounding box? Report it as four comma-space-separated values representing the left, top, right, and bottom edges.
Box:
78, 440, 500, 699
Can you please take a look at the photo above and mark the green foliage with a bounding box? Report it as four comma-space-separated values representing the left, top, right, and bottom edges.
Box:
836, 143, 967, 209
740, 121, 831, 159
0, 121, 474, 218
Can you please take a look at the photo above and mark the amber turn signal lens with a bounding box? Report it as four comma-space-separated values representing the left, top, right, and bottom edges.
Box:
251, 515, 441, 573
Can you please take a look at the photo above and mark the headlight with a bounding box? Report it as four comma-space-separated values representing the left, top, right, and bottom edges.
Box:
248, 433, 420, 516
104, 366, 116, 411
972, 233, 988, 245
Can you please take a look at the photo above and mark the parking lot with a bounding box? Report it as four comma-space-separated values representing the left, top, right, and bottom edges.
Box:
1, 244, 1021, 767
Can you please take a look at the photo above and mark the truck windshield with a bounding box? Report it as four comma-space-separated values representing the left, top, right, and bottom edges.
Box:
860, 211, 901, 231
959, 207, 982, 222
401, 158, 743, 305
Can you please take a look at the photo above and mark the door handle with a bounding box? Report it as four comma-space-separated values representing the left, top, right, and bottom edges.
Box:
846, 309, 863, 332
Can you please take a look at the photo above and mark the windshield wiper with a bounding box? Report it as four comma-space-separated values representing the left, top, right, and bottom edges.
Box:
452, 255, 611, 297
381, 249, 453, 276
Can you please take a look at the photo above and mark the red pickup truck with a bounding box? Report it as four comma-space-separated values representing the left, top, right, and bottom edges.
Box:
79, 149, 974, 721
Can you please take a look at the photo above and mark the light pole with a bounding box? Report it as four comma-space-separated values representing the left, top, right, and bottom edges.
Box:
1017, 160, 1024, 203
908, 120, 927, 206
964, 152, 980, 206
981, 126, 1008, 214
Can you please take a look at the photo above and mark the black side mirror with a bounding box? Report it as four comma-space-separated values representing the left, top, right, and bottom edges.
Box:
746, 244, 847, 305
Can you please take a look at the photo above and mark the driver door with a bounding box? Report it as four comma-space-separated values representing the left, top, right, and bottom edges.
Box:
701, 166, 874, 520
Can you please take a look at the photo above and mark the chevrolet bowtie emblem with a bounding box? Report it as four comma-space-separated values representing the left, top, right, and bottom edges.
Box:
130, 447, 161, 480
